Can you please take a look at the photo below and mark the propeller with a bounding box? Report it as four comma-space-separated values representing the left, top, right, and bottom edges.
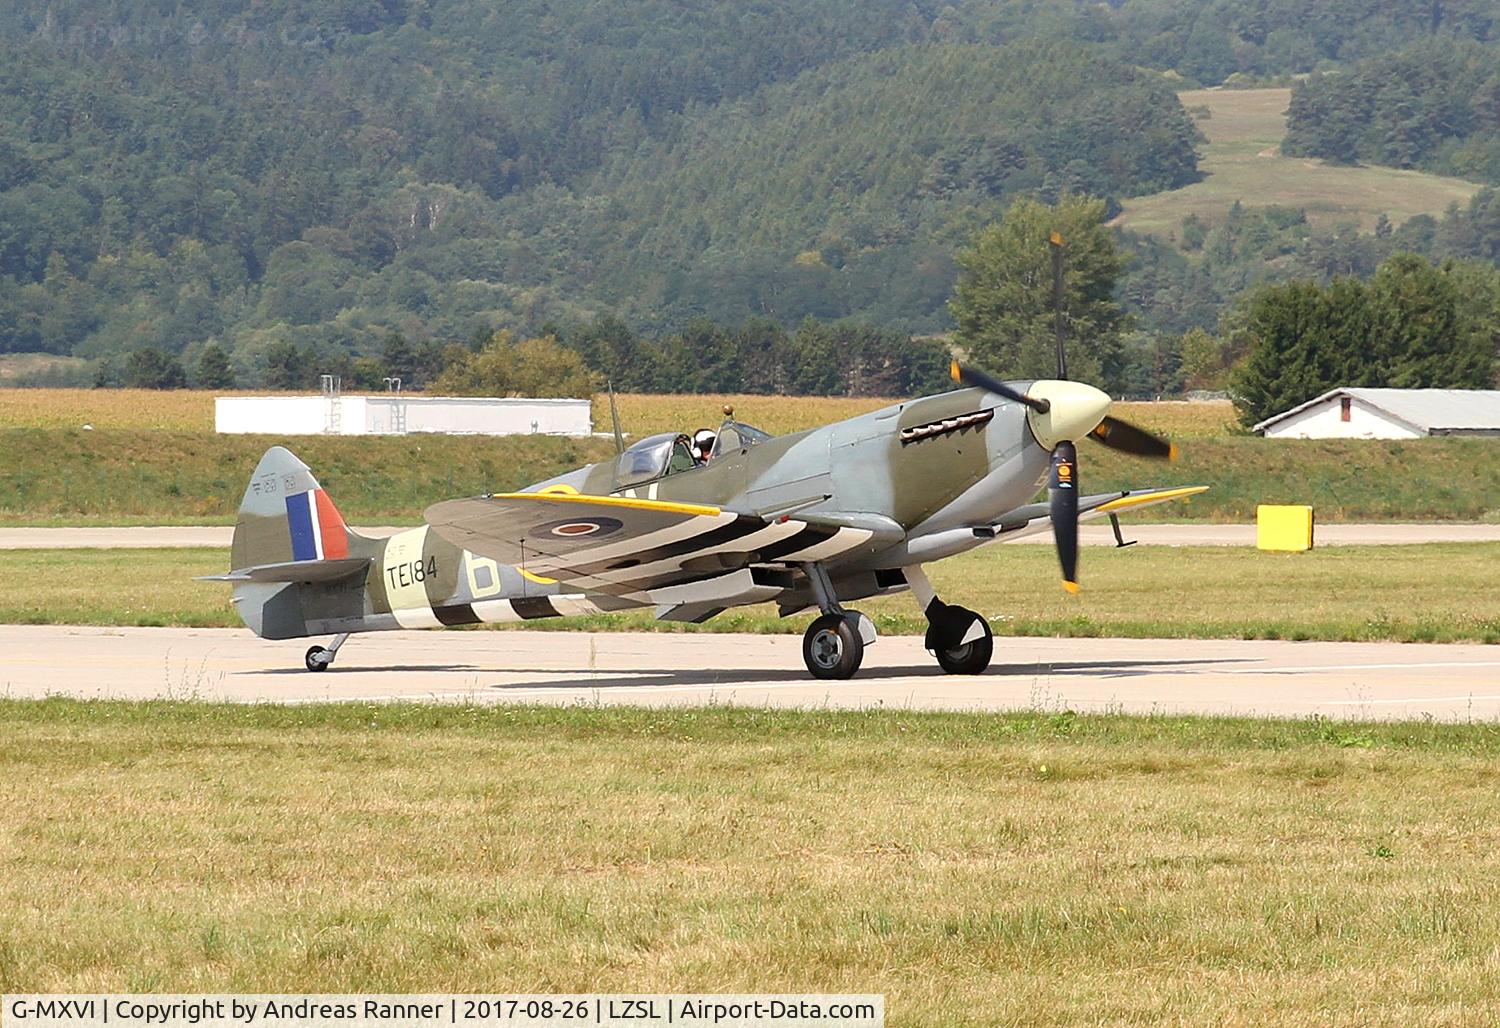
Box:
946, 232, 1187, 593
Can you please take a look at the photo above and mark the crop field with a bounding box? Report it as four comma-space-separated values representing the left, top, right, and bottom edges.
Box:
9, 542, 1498, 644
0, 388, 898, 436
3, 698, 1499, 1023
1114, 87, 1484, 241
616, 395, 1235, 440
0, 387, 1238, 438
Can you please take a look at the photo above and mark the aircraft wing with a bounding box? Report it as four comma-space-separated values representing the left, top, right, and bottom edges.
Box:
425, 492, 897, 599
985, 486, 1208, 542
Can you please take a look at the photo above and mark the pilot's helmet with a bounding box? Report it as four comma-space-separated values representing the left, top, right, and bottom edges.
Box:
692, 428, 717, 460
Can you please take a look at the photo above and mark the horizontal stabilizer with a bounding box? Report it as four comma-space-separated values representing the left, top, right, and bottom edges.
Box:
197, 557, 371, 584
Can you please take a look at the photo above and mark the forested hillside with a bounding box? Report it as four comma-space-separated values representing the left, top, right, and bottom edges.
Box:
1, 0, 1498, 385
1283, 41, 1500, 183
527, 42, 1197, 329
946, 0, 1497, 85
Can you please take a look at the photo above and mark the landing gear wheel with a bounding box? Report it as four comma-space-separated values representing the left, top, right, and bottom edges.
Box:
803, 613, 865, 680
935, 613, 993, 675
305, 646, 333, 672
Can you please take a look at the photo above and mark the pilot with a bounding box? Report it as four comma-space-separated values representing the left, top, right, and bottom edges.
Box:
691, 428, 717, 464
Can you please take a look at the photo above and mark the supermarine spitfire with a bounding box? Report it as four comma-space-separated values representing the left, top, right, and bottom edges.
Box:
211, 360, 1203, 679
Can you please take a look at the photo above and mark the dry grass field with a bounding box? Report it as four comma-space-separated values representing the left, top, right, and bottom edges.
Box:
3, 699, 1499, 1024
0, 387, 219, 429
1114, 87, 1484, 240
10, 542, 1499, 643
0, 388, 901, 435
0, 388, 1238, 438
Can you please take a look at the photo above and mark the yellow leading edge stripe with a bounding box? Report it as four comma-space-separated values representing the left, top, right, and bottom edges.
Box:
495, 491, 725, 518
1093, 485, 1208, 514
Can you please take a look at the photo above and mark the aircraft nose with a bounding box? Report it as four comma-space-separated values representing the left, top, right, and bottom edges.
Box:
1024, 380, 1112, 450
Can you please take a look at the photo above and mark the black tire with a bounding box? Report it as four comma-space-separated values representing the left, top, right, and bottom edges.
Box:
802, 613, 865, 680
935, 615, 993, 675
305, 646, 331, 672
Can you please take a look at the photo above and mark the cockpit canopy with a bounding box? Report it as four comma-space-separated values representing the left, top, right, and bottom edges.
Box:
614, 432, 695, 488
711, 420, 772, 457
612, 420, 772, 488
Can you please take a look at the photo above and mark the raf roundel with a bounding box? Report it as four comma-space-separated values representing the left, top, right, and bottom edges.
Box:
528, 516, 625, 542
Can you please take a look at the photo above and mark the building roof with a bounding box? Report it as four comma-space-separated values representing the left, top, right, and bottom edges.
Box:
1253, 387, 1500, 435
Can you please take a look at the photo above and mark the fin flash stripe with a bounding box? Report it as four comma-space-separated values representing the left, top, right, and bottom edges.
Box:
286, 488, 349, 561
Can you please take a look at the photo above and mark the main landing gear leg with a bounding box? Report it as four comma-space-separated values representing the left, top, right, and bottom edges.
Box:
905, 565, 993, 675
305, 633, 350, 673
800, 562, 877, 680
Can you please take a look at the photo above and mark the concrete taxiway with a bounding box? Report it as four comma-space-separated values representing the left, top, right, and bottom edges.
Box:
4, 625, 1499, 721
4, 523, 1500, 549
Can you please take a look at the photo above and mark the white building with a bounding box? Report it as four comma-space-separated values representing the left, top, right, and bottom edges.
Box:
215, 394, 592, 437
1253, 387, 1500, 439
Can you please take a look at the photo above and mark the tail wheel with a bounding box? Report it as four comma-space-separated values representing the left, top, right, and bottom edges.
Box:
802, 613, 864, 680
305, 646, 332, 672
935, 614, 993, 675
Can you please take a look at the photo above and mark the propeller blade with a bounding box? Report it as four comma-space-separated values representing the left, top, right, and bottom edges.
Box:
1088, 415, 1178, 461
1050, 231, 1068, 381
1050, 440, 1080, 594
949, 361, 1050, 414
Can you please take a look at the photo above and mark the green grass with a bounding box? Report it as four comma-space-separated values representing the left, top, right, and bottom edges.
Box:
4, 427, 1500, 525
9, 542, 1499, 643
3, 698, 1500, 1023
1114, 87, 1484, 241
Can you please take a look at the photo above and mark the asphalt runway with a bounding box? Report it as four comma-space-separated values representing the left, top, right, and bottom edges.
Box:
4, 523, 1500, 549
5, 625, 1500, 721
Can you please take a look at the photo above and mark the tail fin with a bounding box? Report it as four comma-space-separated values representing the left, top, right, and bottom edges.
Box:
209, 446, 376, 639
229, 446, 365, 570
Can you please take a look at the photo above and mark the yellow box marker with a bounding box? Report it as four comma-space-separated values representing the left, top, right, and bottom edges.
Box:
1256, 504, 1315, 551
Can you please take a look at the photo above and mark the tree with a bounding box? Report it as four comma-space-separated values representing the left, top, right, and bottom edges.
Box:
124, 347, 187, 389
195, 343, 236, 389
380, 331, 418, 385
1230, 278, 1361, 426
1231, 254, 1498, 425
949, 194, 1128, 389
433, 331, 601, 398
1179, 328, 1230, 391
564, 316, 646, 391
262, 340, 313, 390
